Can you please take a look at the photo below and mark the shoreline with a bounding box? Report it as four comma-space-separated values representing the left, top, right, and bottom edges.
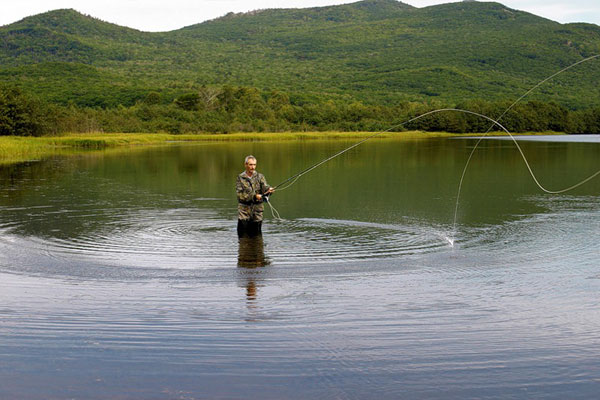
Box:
0, 131, 563, 165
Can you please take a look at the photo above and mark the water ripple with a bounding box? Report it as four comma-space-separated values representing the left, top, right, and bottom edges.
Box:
0, 209, 450, 279
1, 196, 598, 281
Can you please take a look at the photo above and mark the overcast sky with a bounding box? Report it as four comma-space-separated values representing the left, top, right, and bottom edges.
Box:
2, 0, 600, 32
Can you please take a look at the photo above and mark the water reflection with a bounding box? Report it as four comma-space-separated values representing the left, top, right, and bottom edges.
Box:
1, 139, 600, 399
237, 235, 270, 269
237, 234, 270, 307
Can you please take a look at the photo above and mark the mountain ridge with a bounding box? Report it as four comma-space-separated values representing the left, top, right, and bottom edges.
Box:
4, 8, 148, 38
1, 1, 600, 108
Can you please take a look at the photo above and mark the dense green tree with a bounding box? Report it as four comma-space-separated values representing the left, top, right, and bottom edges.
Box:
143, 92, 162, 105
1, 84, 600, 135
581, 107, 600, 133
175, 93, 201, 111
0, 86, 50, 136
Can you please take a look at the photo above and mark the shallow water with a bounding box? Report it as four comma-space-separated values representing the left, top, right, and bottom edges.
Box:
1, 137, 599, 399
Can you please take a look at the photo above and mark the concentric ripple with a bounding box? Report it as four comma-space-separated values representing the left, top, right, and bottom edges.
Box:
266, 218, 450, 264
0, 204, 453, 279
1, 194, 598, 280
0, 207, 237, 272
449, 195, 600, 270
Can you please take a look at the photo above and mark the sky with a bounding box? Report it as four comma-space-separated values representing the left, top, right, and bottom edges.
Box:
2, 0, 600, 32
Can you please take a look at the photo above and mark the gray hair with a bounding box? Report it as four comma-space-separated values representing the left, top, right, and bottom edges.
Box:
244, 155, 256, 164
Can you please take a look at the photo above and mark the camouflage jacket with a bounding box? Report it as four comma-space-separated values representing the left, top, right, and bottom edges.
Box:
236, 171, 270, 204
236, 171, 271, 221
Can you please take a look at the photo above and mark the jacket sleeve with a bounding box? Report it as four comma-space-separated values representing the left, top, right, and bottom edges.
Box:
236, 175, 255, 202
259, 174, 271, 194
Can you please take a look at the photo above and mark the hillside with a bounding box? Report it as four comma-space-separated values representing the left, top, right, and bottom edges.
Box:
1, 0, 600, 108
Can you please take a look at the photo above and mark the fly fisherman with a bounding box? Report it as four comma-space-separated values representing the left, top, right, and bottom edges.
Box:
236, 155, 274, 237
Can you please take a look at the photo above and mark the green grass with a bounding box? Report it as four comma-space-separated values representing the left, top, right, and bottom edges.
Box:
0, 131, 458, 164
0, 130, 565, 165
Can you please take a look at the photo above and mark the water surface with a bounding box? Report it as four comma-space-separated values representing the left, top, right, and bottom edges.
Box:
1, 137, 599, 399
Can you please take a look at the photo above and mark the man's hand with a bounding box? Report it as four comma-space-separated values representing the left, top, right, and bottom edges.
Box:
256, 188, 274, 202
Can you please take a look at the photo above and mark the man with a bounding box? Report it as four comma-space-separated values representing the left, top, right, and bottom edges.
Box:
236, 155, 274, 237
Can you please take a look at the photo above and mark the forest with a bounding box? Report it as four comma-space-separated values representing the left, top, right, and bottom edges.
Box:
2, 84, 600, 136
2, 1, 600, 136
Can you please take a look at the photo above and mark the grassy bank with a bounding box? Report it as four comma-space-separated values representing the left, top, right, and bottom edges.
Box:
0, 130, 557, 165
0, 131, 444, 164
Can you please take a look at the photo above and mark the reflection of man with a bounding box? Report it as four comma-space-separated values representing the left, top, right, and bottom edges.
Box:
238, 235, 270, 308
237, 235, 270, 269
236, 155, 274, 237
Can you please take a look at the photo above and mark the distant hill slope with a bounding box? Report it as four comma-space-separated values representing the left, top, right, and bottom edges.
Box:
1, 0, 600, 108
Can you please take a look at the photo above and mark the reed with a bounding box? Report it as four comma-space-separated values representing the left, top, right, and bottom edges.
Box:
0, 130, 555, 165
0, 131, 430, 163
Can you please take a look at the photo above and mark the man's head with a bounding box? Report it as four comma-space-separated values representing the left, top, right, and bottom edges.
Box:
244, 155, 257, 175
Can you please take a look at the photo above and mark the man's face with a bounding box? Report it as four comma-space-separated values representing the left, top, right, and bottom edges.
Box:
245, 159, 256, 174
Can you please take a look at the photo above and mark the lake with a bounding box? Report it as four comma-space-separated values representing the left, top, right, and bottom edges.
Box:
1, 135, 599, 399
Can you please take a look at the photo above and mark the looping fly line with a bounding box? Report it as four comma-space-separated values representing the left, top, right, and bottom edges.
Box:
267, 55, 600, 229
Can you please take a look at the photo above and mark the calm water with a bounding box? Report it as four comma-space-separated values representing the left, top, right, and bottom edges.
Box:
1, 136, 599, 399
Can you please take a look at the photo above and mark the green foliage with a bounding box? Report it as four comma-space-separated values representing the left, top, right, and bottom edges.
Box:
0, 86, 54, 136
175, 93, 201, 111
143, 92, 161, 105
571, 107, 600, 133
2, 84, 599, 136
1, 1, 600, 110
1, 1, 600, 135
